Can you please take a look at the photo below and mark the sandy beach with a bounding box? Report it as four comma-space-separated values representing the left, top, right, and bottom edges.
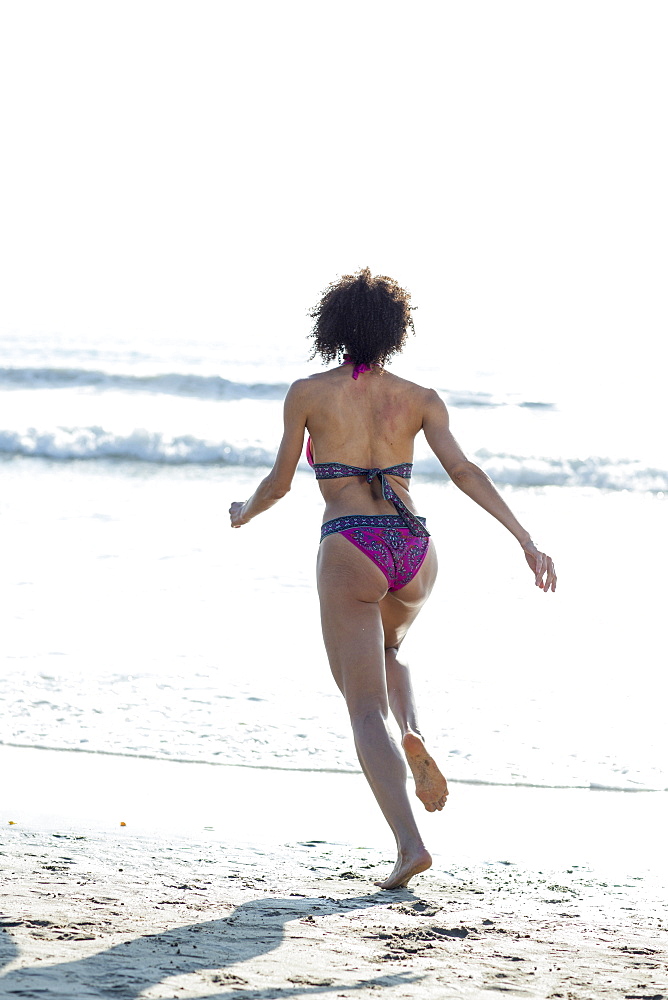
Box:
2, 746, 667, 999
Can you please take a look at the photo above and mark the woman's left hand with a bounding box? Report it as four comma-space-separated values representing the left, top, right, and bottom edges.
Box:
229, 502, 247, 528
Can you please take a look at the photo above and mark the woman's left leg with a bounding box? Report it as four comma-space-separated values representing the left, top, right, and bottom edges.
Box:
379, 540, 438, 736
380, 544, 449, 813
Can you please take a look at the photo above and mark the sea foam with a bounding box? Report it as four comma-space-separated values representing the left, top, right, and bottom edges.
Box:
1, 425, 666, 492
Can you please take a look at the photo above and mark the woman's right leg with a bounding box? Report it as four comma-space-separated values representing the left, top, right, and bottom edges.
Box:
379, 544, 449, 812
317, 533, 431, 889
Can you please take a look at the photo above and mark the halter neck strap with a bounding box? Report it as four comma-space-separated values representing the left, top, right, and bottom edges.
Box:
342, 354, 377, 380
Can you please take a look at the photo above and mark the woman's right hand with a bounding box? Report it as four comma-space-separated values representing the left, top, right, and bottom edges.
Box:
522, 539, 557, 592
229, 502, 247, 528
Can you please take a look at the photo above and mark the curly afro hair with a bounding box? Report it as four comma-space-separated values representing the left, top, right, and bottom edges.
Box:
308, 267, 415, 368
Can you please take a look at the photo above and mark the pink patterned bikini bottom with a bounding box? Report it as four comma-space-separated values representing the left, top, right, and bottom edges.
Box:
320, 514, 430, 592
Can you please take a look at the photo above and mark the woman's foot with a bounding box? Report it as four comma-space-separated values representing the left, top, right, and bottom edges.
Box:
374, 844, 432, 889
402, 732, 448, 812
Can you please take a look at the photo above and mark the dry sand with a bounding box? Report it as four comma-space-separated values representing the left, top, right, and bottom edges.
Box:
2, 823, 667, 998
2, 745, 668, 997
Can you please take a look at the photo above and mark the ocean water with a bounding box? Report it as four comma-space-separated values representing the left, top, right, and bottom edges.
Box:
1, 330, 666, 794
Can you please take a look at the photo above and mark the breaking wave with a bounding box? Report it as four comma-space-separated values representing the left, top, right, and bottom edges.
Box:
1, 426, 665, 491
0, 427, 276, 466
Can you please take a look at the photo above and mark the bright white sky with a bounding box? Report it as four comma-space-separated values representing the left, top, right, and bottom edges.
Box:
1, 0, 666, 400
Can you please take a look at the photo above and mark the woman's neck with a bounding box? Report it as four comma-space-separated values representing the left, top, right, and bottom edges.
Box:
342, 354, 380, 380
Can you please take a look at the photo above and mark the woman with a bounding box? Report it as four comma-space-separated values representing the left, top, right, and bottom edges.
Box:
229, 268, 556, 889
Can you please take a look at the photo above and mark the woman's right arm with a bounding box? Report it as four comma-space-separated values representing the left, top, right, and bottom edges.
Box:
422, 389, 557, 592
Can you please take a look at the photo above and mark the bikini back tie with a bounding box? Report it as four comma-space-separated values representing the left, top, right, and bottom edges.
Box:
311, 459, 429, 538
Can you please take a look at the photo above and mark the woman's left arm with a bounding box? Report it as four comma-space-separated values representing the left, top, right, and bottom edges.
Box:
229, 380, 309, 528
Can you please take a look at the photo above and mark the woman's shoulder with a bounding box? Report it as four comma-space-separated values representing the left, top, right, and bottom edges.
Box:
286, 373, 325, 391
381, 370, 441, 399
286, 372, 332, 398
283, 373, 335, 411
288, 369, 348, 397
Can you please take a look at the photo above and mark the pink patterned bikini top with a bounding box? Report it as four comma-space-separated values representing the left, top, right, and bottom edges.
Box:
304, 356, 429, 538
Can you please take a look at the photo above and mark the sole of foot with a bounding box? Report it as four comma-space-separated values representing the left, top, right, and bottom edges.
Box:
402, 732, 448, 812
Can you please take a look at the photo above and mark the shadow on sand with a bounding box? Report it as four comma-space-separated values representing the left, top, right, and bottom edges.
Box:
0, 890, 421, 999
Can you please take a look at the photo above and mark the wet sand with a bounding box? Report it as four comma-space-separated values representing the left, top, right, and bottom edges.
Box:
1, 745, 667, 998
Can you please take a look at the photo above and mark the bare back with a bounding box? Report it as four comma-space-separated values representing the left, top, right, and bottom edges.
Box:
303, 364, 432, 522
